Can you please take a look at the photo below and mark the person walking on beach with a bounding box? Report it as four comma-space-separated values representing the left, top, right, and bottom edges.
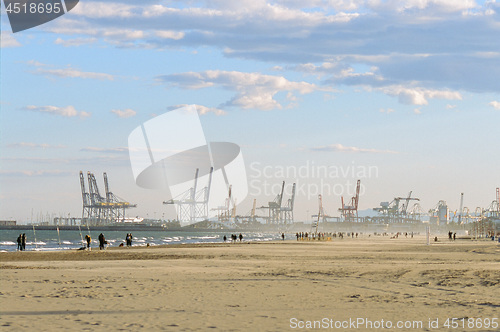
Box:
98, 233, 105, 250
239, 233, 243, 242
85, 234, 91, 250
282, 233, 285, 241
223, 235, 227, 242
453, 232, 456, 241
21, 233, 27, 251
17, 234, 22, 251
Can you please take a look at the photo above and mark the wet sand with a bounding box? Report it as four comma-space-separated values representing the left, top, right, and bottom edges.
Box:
1, 236, 499, 331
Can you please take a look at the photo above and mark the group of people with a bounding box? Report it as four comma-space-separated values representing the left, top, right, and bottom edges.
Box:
223, 233, 243, 243
448, 231, 457, 241
83, 233, 132, 250
16, 233, 27, 251
295, 232, 330, 241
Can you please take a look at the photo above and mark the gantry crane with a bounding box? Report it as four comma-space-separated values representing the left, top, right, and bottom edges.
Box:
339, 180, 360, 222
80, 171, 136, 225
164, 167, 213, 223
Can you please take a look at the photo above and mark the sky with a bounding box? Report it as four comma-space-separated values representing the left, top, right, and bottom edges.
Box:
1, 0, 499, 223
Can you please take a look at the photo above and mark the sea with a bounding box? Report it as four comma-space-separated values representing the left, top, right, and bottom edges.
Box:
0, 228, 283, 252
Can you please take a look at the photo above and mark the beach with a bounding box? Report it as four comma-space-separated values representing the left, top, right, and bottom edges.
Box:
1, 236, 499, 331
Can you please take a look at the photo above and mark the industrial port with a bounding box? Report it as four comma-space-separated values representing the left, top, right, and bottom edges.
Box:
3, 170, 499, 238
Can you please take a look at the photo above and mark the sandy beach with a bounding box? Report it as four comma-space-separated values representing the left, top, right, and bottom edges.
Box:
1, 236, 499, 331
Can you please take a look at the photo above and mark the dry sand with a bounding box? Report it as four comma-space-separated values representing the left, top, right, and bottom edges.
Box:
1, 236, 499, 331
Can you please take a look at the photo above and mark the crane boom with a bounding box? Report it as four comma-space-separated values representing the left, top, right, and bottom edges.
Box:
191, 168, 199, 201
251, 199, 256, 219
80, 171, 88, 204
278, 181, 285, 207
205, 167, 213, 203
289, 183, 296, 210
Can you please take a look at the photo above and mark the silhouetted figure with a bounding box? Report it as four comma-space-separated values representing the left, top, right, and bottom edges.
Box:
453, 232, 456, 241
98, 233, 105, 250
21, 233, 26, 251
239, 233, 243, 242
85, 234, 91, 250
223, 235, 227, 242
17, 234, 22, 251
126, 233, 133, 247
282, 233, 285, 241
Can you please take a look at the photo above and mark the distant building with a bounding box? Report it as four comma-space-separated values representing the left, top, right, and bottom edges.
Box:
0, 220, 16, 226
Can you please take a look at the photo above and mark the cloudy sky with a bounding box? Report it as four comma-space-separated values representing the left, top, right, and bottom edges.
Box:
1, 0, 499, 223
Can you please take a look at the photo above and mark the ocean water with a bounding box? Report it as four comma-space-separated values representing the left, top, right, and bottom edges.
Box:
0, 229, 283, 252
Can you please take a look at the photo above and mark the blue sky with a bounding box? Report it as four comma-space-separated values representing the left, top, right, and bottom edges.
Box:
1, 0, 499, 223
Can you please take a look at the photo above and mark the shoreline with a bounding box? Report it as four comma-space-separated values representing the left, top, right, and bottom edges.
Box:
1, 235, 497, 260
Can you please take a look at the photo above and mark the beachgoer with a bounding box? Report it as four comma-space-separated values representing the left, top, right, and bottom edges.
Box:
282, 233, 285, 241
17, 234, 22, 251
239, 233, 243, 242
129, 233, 133, 246
98, 233, 105, 250
85, 234, 91, 250
21, 233, 26, 251
223, 235, 227, 242
453, 232, 456, 241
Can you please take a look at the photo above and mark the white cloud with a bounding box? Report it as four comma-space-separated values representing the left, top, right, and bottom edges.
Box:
37, 67, 114, 80
24, 105, 91, 118
7, 142, 66, 149
54, 37, 97, 47
158, 70, 324, 110
111, 108, 137, 118
103, 29, 145, 40
381, 86, 462, 105
380, 108, 395, 114
489, 101, 500, 110
80, 147, 129, 153
0, 32, 21, 48
309, 143, 398, 154
168, 104, 226, 116
31, 0, 500, 96
446, 104, 457, 109
28, 61, 114, 81
155, 30, 185, 40
396, 0, 478, 12
71, 2, 136, 18
414, 108, 422, 114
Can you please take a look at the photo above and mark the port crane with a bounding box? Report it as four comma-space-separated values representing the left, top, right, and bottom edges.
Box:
338, 180, 361, 222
